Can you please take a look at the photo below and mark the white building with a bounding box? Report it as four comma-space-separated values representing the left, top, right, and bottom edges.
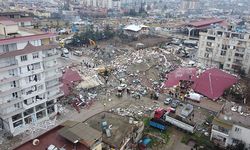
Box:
211, 101, 250, 149
123, 24, 149, 38
83, 0, 120, 9
0, 19, 63, 136
197, 27, 250, 75
180, 0, 199, 13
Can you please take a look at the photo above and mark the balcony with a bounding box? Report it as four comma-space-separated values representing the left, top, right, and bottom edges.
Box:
20, 79, 44, 89
0, 75, 20, 84
0, 87, 21, 97
19, 68, 44, 78
44, 64, 62, 71
43, 52, 60, 61
0, 60, 18, 72
0, 97, 23, 109
23, 99, 46, 110
47, 91, 64, 100
45, 72, 62, 82
21, 88, 46, 100
46, 82, 63, 91
0, 107, 24, 119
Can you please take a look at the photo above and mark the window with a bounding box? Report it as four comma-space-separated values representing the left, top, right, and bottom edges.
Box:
228, 58, 231, 61
14, 102, 21, 108
206, 47, 213, 52
12, 113, 22, 122
235, 53, 244, 58
33, 53, 39, 59
221, 51, 226, 56
235, 127, 241, 133
207, 36, 215, 40
206, 42, 212, 46
204, 53, 209, 58
20, 55, 27, 62
226, 64, 230, 68
13, 120, 23, 128
222, 44, 228, 50
8, 69, 15, 76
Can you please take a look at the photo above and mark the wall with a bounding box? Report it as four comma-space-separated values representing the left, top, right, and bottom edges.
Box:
229, 125, 250, 147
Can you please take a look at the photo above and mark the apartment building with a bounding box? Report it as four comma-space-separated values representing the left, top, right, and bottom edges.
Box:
211, 101, 250, 149
197, 27, 250, 75
0, 19, 63, 136
83, 0, 119, 10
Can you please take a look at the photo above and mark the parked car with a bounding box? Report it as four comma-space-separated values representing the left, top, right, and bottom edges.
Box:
73, 50, 83, 56
164, 98, 172, 105
171, 99, 180, 108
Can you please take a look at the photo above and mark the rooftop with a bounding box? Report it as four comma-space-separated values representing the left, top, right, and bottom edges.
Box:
187, 18, 225, 28
0, 33, 55, 45
0, 42, 58, 59
58, 121, 102, 148
15, 125, 89, 150
85, 112, 135, 148
217, 101, 250, 128
123, 24, 149, 32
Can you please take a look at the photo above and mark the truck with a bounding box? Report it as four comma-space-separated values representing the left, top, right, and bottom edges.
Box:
149, 118, 167, 131
153, 107, 195, 133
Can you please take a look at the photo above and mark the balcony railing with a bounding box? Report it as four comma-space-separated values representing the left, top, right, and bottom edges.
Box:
0, 87, 21, 97
0, 107, 24, 119
0, 97, 23, 109
47, 91, 64, 100
43, 52, 59, 61
45, 73, 62, 82
0, 75, 20, 84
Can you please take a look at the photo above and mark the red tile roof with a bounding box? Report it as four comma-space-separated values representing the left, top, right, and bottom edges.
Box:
61, 68, 82, 96
192, 68, 238, 100
0, 33, 56, 45
0, 42, 58, 59
164, 67, 197, 87
188, 18, 224, 27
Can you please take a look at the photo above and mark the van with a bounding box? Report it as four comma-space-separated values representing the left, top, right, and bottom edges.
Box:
61, 48, 69, 57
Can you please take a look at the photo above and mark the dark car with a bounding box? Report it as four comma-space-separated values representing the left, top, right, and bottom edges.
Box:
171, 99, 180, 108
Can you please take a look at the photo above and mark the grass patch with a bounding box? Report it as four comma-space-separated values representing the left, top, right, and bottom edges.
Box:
142, 117, 171, 148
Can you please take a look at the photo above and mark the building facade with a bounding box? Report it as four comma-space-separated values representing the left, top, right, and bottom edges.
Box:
197, 28, 250, 75
211, 117, 250, 148
0, 20, 63, 136
210, 101, 250, 149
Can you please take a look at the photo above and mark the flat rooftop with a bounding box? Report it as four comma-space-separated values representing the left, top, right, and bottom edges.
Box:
218, 101, 250, 128
85, 112, 135, 148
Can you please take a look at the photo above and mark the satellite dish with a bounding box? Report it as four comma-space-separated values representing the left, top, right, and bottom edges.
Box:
33, 139, 40, 146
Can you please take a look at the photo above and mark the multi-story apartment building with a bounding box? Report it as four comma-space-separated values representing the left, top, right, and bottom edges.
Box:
83, 0, 120, 10
0, 19, 63, 136
211, 101, 250, 149
197, 27, 250, 75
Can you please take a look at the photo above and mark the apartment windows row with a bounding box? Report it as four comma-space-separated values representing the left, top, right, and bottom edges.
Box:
22, 84, 44, 96
23, 94, 45, 105
20, 53, 40, 62
11, 102, 56, 128
0, 43, 17, 53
